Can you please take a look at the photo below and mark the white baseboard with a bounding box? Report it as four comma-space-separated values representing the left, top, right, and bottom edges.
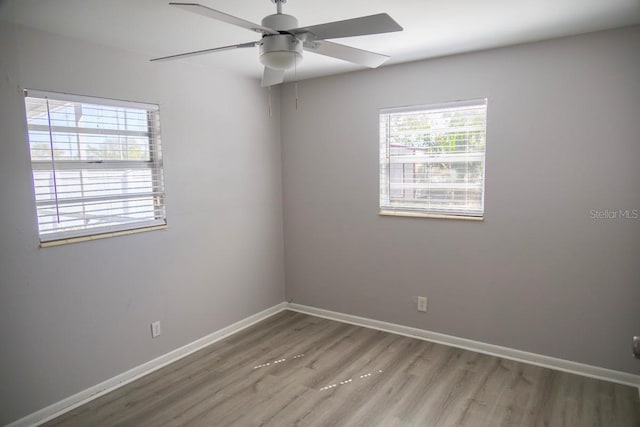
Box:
7, 302, 287, 427
287, 303, 640, 389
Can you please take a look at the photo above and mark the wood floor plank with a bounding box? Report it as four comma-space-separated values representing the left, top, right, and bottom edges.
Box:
43, 310, 640, 427
308, 338, 426, 426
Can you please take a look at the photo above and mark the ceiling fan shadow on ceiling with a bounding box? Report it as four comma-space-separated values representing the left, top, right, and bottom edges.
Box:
150, 0, 403, 87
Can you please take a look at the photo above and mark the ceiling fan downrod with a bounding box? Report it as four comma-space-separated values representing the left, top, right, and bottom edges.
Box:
271, 0, 286, 15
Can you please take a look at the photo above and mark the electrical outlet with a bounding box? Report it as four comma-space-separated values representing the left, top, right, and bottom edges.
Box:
417, 296, 427, 312
633, 336, 640, 359
151, 321, 161, 338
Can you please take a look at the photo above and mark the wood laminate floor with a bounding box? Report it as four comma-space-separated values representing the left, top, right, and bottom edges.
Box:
44, 310, 640, 426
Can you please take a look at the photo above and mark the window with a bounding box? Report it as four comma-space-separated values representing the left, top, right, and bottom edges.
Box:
24, 90, 166, 244
379, 99, 487, 219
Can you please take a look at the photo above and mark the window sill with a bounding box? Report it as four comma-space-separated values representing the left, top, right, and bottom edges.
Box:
39, 224, 168, 248
379, 210, 484, 221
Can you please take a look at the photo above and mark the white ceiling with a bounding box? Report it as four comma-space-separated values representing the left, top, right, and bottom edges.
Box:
2, 0, 639, 83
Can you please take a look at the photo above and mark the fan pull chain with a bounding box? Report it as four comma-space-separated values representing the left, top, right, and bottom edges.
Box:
294, 53, 299, 110
268, 86, 272, 117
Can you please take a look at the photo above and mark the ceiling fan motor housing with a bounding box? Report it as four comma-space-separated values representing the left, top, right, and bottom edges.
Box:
261, 13, 298, 31
260, 13, 302, 70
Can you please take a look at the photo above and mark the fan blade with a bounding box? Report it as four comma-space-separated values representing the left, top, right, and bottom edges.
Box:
289, 13, 402, 40
304, 40, 390, 68
262, 67, 285, 87
150, 42, 258, 62
169, 2, 278, 35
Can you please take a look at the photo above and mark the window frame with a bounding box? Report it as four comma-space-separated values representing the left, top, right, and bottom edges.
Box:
379, 98, 488, 220
24, 89, 167, 245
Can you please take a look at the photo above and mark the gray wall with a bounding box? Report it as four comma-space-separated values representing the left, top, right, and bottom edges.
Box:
0, 23, 285, 424
281, 26, 640, 375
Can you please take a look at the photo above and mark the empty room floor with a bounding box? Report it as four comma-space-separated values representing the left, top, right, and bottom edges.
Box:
44, 310, 640, 426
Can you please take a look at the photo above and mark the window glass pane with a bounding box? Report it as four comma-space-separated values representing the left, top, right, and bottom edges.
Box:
380, 99, 487, 217
24, 90, 166, 242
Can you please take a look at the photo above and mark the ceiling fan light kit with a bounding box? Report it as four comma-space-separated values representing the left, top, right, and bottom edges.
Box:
260, 35, 303, 70
151, 0, 403, 86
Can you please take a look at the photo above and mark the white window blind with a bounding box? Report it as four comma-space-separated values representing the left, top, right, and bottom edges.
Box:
24, 90, 166, 242
380, 99, 487, 218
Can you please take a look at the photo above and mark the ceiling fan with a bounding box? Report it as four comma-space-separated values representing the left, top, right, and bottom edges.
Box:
151, 0, 403, 87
